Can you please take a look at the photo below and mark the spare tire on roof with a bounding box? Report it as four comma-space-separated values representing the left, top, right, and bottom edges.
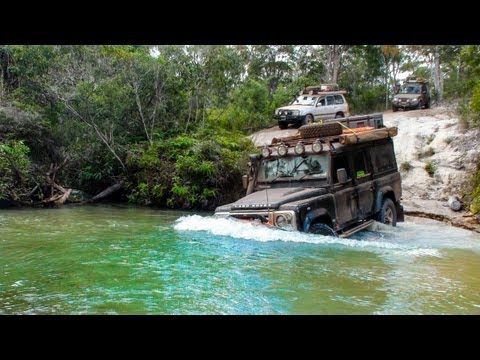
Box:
299, 122, 343, 139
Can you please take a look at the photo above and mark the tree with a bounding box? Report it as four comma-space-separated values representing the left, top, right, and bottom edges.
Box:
323, 45, 350, 84
381, 45, 402, 108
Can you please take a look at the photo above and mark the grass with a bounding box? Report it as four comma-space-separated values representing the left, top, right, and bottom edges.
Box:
424, 147, 435, 157
425, 161, 436, 177
400, 161, 412, 172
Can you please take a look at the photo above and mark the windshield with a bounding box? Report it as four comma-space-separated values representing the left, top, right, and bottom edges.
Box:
400, 85, 421, 94
291, 95, 318, 106
257, 154, 328, 182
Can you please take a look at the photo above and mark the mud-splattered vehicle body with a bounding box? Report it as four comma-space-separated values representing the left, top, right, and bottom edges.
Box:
215, 114, 404, 237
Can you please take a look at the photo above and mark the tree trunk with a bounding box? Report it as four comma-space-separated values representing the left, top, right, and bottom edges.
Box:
324, 45, 345, 84
448, 195, 462, 211
433, 46, 443, 101
87, 180, 124, 203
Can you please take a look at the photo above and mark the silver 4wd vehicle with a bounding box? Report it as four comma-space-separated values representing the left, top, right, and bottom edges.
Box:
392, 77, 431, 111
215, 114, 404, 238
274, 84, 351, 129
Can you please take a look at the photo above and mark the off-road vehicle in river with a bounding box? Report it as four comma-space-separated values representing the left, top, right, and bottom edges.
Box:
215, 114, 404, 237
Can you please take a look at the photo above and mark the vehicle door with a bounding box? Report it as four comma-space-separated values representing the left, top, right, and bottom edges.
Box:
314, 96, 327, 121
352, 150, 374, 219
324, 95, 336, 119
331, 154, 358, 227
334, 95, 346, 117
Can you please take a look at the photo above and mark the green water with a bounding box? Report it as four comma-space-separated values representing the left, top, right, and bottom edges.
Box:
1, 204, 480, 314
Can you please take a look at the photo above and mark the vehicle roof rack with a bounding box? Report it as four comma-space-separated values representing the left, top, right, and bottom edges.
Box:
265, 114, 397, 153
405, 76, 428, 83
300, 84, 345, 95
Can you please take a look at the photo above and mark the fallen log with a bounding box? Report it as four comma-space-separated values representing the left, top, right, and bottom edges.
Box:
448, 195, 462, 211
43, 188, 72, 207
86, 180, 124, 203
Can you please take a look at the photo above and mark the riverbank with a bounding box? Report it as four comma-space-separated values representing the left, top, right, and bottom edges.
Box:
383, 106, 480, 233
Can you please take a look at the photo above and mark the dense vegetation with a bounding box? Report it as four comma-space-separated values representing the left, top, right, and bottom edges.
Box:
0, 45, 480, 212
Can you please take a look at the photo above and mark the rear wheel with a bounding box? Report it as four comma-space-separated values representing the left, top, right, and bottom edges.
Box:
309, 223, 337, 237
377, 198, 397, 226
335, 112, 344, 119
302, 114, 314, 126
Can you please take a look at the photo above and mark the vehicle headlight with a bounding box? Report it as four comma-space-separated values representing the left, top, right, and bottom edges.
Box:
411, 98, 418, 103
291, 110, 299, 116
274, 212, 294, 229
276, 214, 287, 227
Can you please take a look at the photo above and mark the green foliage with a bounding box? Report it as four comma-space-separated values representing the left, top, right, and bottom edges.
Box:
347, 85, 385, 114
208, 79, 271, 132
3, 44, 480, 209
425, 161, 436, 177
126, 129, 255, 209
400, 161, 412, 172
0, 139, 32, 201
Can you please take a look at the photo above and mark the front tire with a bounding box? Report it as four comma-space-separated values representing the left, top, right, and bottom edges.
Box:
377, 198, 397, 226
302, 114, 314, 126
278, 122, 287, 129
309, 223, 337, 237
392, 106, 398, 112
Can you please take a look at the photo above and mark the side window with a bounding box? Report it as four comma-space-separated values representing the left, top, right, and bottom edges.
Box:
332, 155, 351, 183
326, 96, 335, 106
318, 97, 326, 106
370, 141, 396, 173
334, 95, 344, 104
353, 151, 370, 180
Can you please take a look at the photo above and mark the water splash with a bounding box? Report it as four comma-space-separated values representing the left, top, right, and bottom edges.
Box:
173, 215, 441, 257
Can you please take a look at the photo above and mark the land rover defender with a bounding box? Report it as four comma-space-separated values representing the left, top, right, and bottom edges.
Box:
215, 114, 404, 238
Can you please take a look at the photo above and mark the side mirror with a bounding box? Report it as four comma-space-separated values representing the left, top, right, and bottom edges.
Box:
337, 168, 348, 184
422, 90, 427, 94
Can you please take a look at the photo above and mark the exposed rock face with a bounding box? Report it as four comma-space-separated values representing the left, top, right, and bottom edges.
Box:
383, 107, 480, 232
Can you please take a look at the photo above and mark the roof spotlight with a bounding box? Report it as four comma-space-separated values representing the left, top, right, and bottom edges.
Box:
294, 142, 305, 155
277, 144, 288, 157
261, 146, 271, 158
312, 140, 323, 153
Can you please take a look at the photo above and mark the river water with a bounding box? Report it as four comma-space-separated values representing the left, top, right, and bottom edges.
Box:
1, 204, 479, 314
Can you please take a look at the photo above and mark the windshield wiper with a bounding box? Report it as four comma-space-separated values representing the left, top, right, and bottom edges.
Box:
269, 173, 293, 182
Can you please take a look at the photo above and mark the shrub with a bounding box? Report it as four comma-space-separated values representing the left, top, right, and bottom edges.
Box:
126, 129, 255, 210
425, 161, 436, 177
400, 161, 412, 172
